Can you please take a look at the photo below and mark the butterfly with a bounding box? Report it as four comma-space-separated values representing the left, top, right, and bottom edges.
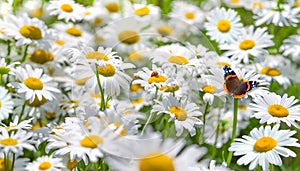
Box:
223, 65, 259, 98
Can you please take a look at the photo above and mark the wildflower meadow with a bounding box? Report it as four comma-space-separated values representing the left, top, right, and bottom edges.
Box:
1, 0, 300, 170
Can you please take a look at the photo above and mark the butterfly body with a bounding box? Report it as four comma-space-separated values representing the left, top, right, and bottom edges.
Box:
223, 65, 258, 98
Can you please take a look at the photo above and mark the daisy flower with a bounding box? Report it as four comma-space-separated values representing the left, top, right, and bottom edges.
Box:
99, 17, 148, 53
204, 7, 243, 44
151, 94, 203, 136
0, 87, 13, 121
0, 127, 35, 155
3, 14, 56, 50
219, 26, 274, 64
47, 0, 85, 22
25, 155, 65, 171
1, 116, 33, 131
229, 124, 300, 171
132, 64, 172, 92
170, 1, 204, 25
69, 45, 135, 96
253, 1, 300, 26
10, 64, 60, 103
250, 92, 300, 128
105, 132, 207, 171
151, 44, 199, 69
129, 3, 161, 22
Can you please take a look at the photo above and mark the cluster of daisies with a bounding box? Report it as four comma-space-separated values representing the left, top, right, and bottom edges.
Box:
0, 0, 300, 170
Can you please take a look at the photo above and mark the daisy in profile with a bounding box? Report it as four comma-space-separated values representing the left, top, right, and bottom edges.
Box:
151, 94, 202, 136
129, 3, 161, 22
220, 26, 274, 64
25, 155, 65, 171
229, 124, 300, 171
204, 8, 243, 44
0, 87, 13, 121
47, 0, 85, 22
3, 14, 56, 50
0, 127, 35, 155
257, 55, 299, 89
280, 34, 300, 62
250, 92, 300, 128
253, 1, 300, 26
10, 64, 60, 103
170, 1, 204, 25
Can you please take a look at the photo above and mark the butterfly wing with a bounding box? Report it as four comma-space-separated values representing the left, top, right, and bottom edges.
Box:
223, 65, 239, 94
233, 81, 259, 98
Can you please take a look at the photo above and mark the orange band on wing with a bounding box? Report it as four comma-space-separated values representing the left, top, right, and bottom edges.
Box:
233, 94, 245, 98
225, 74, 238, 80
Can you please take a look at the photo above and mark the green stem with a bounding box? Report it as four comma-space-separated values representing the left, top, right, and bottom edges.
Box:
13, 0, 18, 14
141, 112, 154, 135
11, 153, 15, 171
21, 45, 29, 63
40, 0, 45, 19
95, 64, 106, 111
19, 101, 27, 122
226, 98, 238, 167
7, 40, 11, 56
270, 164, 275, 171
212, 108, 222, 160
199, 102, 209, 145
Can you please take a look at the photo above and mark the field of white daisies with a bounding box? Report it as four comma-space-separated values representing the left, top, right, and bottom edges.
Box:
1, 0, 300, 170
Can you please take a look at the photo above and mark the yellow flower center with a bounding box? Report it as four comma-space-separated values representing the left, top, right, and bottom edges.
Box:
254, 136, 277, 152
54, 39, 65, 46
231, 0, 239, 5
118, 30, 140, 45
238, 105, 247, 111
105, 2, 119, 13
128, 51, 144, 62
97, 64, 116, 77
268, 104, 289, 117
24, 77, 43, 90
110, 123, 126, 136
295, 2, 300, 7
169, 106, 187, 121
60, 4, 73, 13
253, 2, 263, 8
159, 84, 179, 92
130, 84, 143, 92
67, 160, 78, 170
131, 98, 144, 105
32, 122, 46, 131
45, 112, 56, 119
157, 25, 173, 37
93, 18, 103, 26
217, 20, 231, 33
260, 67, 281, 76
217, 62, 231, 68
75, 77, 89, 86
185, 12, 195, 19
68, 100, 80, 108
19, 25, 42, 40
85, 51, 109, 61
0, 67, 10, 75
65, 27, 82, 37
139, 152, 175, 171
168, 56, 189, 65
84, 11, 91, 16
148, 74, 167, 84
27, 95, 47, 107
39, 161, 52, 170
0, 138, 18, 146
30, 49, 54, 64
33, 8, 42, 18
239, 39, 255, 50
0, 158, 12, 171
202, 85, 217, 94
135, 6, 150, 16
80, 135, 103, 148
